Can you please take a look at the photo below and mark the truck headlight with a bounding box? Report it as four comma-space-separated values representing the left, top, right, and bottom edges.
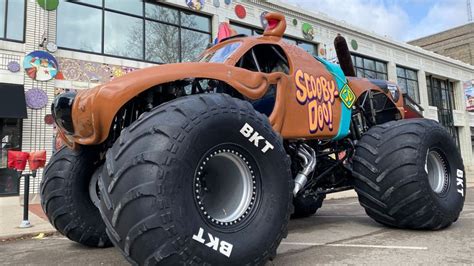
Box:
51, 92, 76, 135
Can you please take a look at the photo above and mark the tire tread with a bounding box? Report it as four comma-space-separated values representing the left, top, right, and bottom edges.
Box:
353, 118, 464, 230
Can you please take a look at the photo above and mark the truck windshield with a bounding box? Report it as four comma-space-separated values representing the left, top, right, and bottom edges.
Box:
200, 42, 241, 63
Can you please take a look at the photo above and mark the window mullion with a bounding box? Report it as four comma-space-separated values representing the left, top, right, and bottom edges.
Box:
101, 0, 105, 54
4, 0, 8, 38
178, 11, 182, 62
142, 1, 145, 61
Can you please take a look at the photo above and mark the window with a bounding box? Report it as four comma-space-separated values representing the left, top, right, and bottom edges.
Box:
104, 11, 143, 59
427, 76, 458, 144
295, 41, 317, 57
427, 77, 456, 109
0, 0, 26, 42
0, 118, 22, 196
57, 0, 212, 63
230, 22, 318, 57
57, 2, 102, 53
145, 21, 179, 63
105, 0, 142, 15
231, 23, 263, 36
351, 54, 388, 80
396, 66, 419, 103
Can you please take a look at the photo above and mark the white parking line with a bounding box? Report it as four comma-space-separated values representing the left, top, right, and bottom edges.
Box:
313, 215, 368, 218
326, 202, 359, 206
281, 242, 428, 250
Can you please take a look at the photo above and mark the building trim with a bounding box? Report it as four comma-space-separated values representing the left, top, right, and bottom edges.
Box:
255, 0, 474, 72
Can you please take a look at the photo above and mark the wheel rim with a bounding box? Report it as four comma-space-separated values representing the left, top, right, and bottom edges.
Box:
89, 170, 101, 208
425, 149, 449, 194
194, 148, 256, 226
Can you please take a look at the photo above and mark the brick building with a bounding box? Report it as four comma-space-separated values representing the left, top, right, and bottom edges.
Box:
0, 0, 473, 197
409, 23, 474, 66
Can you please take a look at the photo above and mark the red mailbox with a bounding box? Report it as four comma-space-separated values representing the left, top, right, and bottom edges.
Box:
28, 150, 47, 170
7, 151, 30, 171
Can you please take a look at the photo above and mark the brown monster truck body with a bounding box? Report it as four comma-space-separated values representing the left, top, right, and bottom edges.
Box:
44, 12, 464, 266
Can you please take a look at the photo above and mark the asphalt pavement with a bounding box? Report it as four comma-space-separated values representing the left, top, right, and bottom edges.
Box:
1, 188, 473, 265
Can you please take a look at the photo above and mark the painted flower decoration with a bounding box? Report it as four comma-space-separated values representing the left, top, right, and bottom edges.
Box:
25, 88, 48, 109
112, 67, 125, 78
302, 23, 314, 40
7, 61, 20, 73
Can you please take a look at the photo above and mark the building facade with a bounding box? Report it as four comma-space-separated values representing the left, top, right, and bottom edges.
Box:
1, 0, 473, 196
408, 23, 474, 66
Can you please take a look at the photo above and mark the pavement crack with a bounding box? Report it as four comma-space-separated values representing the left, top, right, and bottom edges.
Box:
279, 229, 389, 257
325, 228, 388, 245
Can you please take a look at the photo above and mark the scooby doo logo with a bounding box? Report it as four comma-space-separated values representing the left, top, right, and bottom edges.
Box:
295, 69, 339, 133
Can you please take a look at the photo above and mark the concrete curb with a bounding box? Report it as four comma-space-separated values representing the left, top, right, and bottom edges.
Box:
0, 230, 58, 242
326, 189, 357, 200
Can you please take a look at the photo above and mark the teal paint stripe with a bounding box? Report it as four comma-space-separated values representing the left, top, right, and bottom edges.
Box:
315, 57, 351, 140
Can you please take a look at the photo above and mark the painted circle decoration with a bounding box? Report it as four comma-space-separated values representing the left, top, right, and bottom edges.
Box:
186, 0, 204, 11
260, 11, 269, 29
23, 50, 58, 81
224, 0, 232, 5
37, 0, 59, 11
351, 39, 358, 50
213, 0, 220, 8
7, 61, 20, 73
292, 18, 298, 26
44, 114, 54, 125
25, 88, 48, 109
46, 42, 58, 53
319, 48, 326, 56
235, 4, 246, 19
302, 23, 314, 40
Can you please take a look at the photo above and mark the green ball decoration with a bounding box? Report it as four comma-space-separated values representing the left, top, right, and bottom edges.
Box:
292, 19, 298, 26
351, 39, 358, 50
37, 0, 59, 11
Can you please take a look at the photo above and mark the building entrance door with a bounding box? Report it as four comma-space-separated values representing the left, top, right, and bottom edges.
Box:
0, 118, 22, 196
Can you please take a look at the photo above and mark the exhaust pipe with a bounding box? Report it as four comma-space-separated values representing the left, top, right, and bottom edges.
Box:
293, 144, 316, 196
334, 34, 356, 77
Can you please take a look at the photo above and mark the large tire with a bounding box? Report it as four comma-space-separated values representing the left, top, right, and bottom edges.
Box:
40, 146, 111, 247
292, 194, 325, 218
98, 94, 292, 265
353, 118, 465, 230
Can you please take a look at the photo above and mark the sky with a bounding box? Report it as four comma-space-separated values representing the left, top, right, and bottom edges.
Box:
283, 0, 471, 42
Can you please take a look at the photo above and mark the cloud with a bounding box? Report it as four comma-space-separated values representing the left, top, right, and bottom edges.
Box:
405, 1, 467, 41
282, 0, 468, 42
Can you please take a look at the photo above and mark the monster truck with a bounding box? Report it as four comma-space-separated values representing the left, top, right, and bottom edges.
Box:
41, 13, 465, 265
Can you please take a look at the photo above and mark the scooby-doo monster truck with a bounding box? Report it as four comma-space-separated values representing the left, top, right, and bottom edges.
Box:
41, 13, 465, 265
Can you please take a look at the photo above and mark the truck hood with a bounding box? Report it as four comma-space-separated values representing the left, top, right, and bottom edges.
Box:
67, 62, 289, 145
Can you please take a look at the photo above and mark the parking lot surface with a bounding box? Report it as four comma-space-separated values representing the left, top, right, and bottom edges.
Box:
1, 188, 473, 265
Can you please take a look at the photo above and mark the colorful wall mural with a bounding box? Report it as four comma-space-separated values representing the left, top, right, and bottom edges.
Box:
56, 57, 138, 84
24, 51, 59, 81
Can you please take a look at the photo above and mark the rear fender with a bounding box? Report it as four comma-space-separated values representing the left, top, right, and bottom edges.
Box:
347, 77, 405, 119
